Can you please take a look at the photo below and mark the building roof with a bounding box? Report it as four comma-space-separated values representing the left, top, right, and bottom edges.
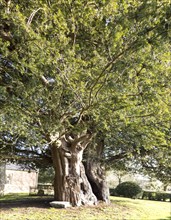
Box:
5, 163, 37, 172
6, 163, 24, 170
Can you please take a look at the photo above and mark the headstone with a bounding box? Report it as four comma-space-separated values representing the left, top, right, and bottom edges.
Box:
50, 201, 71, 208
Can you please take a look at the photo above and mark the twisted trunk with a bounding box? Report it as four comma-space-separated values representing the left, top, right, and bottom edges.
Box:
50, 133, 97, 206
84, 159, 109, 203
84, 135, 110, 203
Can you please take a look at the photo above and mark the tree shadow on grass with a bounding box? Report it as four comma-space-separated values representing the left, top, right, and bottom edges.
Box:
0, 198, 53, 210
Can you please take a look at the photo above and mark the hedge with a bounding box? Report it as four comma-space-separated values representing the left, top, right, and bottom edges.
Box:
109, 188, 171, 202
142, 191, 171, 202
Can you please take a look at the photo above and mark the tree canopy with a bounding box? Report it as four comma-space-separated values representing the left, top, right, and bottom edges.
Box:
0, 0, 171, 205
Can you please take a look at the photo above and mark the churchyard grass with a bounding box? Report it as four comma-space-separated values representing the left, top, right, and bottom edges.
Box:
0, 195, 170, 220
0, 193, 52, 202
0, 193, 32, 202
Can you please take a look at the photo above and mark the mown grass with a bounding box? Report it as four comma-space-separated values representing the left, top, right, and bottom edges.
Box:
0, 193, 33, 202
0, 195, 170, 220
111, 197, 171, 220
0, 193, 51, 202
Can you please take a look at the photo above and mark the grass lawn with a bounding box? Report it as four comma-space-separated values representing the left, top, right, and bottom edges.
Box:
0, 195, 170, 220
0, 193, 52, 202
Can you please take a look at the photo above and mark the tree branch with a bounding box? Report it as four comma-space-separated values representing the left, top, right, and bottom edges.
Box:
106, 152, 127, 163
88, 40, 138, 105
27, 8, 44, 27
72, 133, 92, 150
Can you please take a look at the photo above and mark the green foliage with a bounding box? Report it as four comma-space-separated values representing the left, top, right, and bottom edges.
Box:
115, 181, 142, 198
0, 0, 170, 181
109, 188, 116, 196
142, 191, 171, 202
38, 167, 55, 184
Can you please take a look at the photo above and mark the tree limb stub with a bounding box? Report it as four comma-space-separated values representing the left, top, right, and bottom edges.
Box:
40, 75, 50, 86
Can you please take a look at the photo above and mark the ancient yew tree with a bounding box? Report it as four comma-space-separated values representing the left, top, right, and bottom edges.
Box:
0, 0, 171, 206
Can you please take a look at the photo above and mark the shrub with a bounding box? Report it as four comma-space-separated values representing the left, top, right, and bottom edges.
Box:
37, 189, 44, 196
109, 188, 116, 196
142, 191, 171, 202
115, 181, 142, 198
142, 191, 156, 200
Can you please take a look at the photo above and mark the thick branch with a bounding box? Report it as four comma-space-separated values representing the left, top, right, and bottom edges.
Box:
106, 152, 127, 163
72, 134, 92, 150
40, 75, 50, 86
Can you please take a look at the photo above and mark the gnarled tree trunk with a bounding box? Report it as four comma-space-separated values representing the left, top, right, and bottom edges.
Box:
50, 133, 97, 206
84, 159, 110, 203
84, 135, 110, 203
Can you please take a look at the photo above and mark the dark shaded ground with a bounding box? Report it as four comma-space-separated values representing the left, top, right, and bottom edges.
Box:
0, 197, 53, 210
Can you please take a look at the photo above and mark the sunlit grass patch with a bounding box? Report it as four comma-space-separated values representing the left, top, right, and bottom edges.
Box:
0, 195, 170, 220
110, 196, 171, 220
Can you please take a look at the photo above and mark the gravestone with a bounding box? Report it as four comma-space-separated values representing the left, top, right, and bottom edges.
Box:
50, 201, 71, 208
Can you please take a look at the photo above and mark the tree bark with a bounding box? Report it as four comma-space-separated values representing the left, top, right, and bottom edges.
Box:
84, 135, 110, 203
84, 158, 110, 203
163, 184, 168, 191
50, 133, 97, 206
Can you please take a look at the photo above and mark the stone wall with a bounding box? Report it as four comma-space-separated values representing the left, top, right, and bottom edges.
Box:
4, 169, 38, 194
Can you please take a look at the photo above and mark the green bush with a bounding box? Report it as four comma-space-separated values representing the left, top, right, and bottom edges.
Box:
142, 191, 155, 200
37, 189, 44, 196
142, 191, 171, 202
156, 192, 165, 201
109, 188, 116, 196
115, 181, 142, 198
